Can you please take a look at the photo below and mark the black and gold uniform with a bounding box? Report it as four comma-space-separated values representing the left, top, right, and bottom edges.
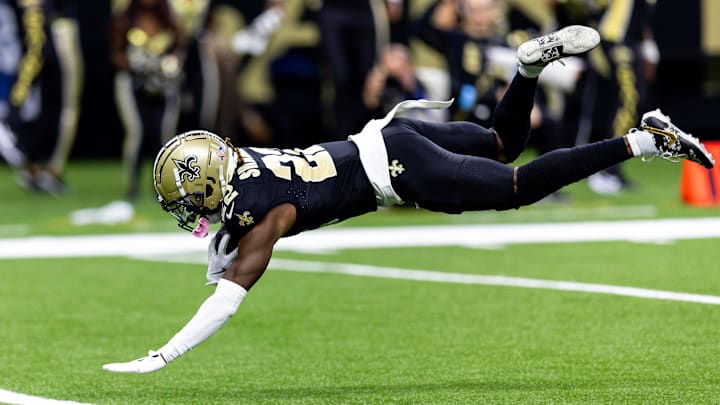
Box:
219, 72, 640, 239
8, 0, 61, 179
222, 142, 376, 238
154, 46, 680, 259
7, 0, 83, 194
222, 113, 511, 238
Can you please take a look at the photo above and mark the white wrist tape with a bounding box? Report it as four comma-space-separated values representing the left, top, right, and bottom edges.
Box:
158, 279, 247, 362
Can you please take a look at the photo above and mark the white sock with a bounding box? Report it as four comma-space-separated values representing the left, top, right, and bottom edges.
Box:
517, 63, 544, 78
625, 130, 658, 157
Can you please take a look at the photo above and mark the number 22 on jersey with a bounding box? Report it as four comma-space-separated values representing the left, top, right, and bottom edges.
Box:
250, 145, 338, 183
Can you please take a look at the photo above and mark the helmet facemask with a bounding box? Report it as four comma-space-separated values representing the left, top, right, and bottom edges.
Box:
158, 194, 208, 232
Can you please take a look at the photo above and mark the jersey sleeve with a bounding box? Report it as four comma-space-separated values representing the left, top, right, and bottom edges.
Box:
221, 181, 269, 241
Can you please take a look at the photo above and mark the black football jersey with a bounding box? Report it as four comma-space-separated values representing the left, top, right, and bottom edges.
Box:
221, 141, 376, 239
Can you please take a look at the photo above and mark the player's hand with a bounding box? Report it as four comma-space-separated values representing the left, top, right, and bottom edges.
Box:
102, 350, 167, 374
207, 232, 238, 285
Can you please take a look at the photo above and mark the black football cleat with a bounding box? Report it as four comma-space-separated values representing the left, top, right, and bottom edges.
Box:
639, 109, 715, 169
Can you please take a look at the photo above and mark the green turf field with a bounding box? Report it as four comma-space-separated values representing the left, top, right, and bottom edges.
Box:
2, 159, 720, 404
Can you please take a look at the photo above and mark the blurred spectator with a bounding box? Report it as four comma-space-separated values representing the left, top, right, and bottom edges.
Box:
413, 0, 508, 125
553, 0, 658, 194
414, 0, 563, 156
263, 0, 325, 148
4, 0, 81, 195
363, 43, 433, 118
170, 0, 219, 133
318, 0, 387, 139
1, 0, 715, 203
0, 0, 24, 169
112, 0, 184, 200
504, 0, 554, 38
387, 0, 409, 45
207, 1, 283, 146
47, 0, 83, 194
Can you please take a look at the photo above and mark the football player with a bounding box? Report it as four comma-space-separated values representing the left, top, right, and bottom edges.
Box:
103, 26, 714, 373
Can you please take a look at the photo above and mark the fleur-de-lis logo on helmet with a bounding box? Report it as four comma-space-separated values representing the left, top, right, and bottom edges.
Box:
173, 155, 201, 182
154, 130, 237, 233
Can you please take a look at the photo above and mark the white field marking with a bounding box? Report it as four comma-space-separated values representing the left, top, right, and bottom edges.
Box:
267, 259, 720, 305
0, 389, 93, 405
3, 217, 720, 259
130, 254, 720, 306
449, 204, 657, 223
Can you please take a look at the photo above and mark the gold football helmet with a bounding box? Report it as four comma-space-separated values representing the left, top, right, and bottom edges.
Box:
153, 130, 237, 232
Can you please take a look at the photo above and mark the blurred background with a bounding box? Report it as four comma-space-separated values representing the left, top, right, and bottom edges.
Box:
1, 0, 719, 201
4, 5, 720, 400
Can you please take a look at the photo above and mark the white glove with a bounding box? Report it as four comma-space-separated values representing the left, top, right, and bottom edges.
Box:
103, 350, 167, 374
206, 233, 238, 285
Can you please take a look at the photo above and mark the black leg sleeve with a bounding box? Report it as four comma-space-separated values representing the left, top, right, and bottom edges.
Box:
492, 74, 538, 162
515, 138, 632, 208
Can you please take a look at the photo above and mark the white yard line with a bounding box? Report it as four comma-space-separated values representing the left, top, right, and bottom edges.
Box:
268, 259, 720, 305
131, 254, 720, 306
0, 389, 93, 405
2, 217, 720, 259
